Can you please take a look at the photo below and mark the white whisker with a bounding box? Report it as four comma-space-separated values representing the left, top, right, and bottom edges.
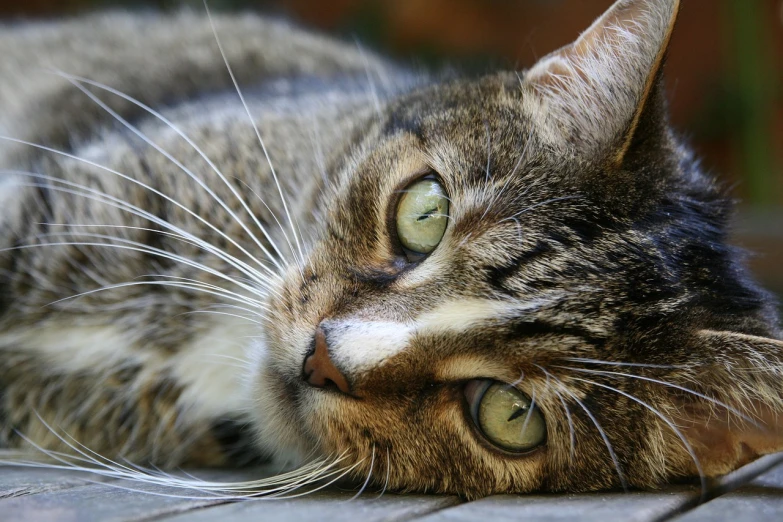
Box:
479, 128, 535, 221
565, 357, 687, 369
6, 176, 280, 296
557, 366, 760, 427
376, 448, 391, 498
537, 366, 576, 463
50, 74, 289, 278
542, 369, 628, 491
570, 376, 707, 498
499, 195, 583, 223
347, 445, 375, 501
204, 1, 305, 273
183, 310, 267, 326
50, 70, 292, 271
2, 423, 358, 499
4, 231, 273, 304
0, 138, 282, 285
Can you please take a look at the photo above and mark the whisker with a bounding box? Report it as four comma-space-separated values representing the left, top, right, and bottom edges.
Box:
519, 386, 536, 437
2, 426, 358, 499
479, 128, 534, 222
542, 368, 628, 491
26, 413, 141, 477
263, 459, 366, 500
25, 188, 277, 296
205, 353, 252, 368
182, 310, 267, 326
570, 376, 708, 499
77, 457, 357, 501
498, 195, 583, 223
536, 365, 576, 463
204, 1, 305, 273
347, 445, 375, 502
45, 276, 267, 311
232, 177, 293, 255
50, 70, 292, 271
192, 302, 267, 319
5, 231, 273, 304
4, 170, 280, 291
392, 189, 454, 203
51, 225, 278, 297
49, 74, 289, 277
0, 138, 282, 285
397, 213, 454, 224
556, 366, 760, 427
376, 448, 391, 499
565, 357, 688, 369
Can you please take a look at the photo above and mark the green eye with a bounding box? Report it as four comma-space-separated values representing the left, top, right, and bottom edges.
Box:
395, 178, 449, 256
464, 380, 546, 453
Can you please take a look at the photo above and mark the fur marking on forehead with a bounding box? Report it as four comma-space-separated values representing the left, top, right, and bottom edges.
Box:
416, 297, 560, 334
323, 297, 560, 375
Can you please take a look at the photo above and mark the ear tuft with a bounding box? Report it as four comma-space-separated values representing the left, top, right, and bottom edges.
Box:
525, 0, 680, 164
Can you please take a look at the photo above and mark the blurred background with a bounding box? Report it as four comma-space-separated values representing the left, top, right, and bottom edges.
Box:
1, 0, 781, 304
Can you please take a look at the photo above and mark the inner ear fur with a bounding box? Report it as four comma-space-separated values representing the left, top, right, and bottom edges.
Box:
677, 330, 783, 477
524, 0, 680, 166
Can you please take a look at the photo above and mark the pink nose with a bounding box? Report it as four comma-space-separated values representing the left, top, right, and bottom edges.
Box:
302, 326, 350, 395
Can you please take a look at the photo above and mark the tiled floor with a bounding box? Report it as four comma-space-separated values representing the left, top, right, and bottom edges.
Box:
2, 453, 782, 521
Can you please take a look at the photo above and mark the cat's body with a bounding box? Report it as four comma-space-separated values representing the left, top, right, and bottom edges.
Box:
0, 10, 402, 467
1, 0, 782, 497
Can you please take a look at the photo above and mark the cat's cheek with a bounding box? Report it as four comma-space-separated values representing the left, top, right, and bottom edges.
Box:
299, 389, 548, 496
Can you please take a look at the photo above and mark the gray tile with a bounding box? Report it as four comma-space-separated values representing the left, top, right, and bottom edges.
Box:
0, 480, 222, 522
160, 491, 459, 522
672, 454, 783, 522
0, 468, 90, 498
412, 490, 696, 522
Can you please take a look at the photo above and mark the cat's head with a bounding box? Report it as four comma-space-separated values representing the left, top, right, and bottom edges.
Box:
255, 0, 783, 496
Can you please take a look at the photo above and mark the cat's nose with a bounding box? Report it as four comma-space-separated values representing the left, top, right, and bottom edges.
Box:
302, 326, 351, 395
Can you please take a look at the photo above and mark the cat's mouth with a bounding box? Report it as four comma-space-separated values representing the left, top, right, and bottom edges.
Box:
253, 319, 360, 459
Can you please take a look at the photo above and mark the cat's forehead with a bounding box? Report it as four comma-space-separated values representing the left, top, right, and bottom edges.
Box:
323, 73, 587, 261
383, 72, 534, 152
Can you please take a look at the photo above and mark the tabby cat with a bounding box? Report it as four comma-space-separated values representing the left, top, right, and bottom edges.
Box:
1, 0, 782, 497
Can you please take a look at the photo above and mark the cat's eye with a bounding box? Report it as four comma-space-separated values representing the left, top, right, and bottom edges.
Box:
395, 178, 449, 258
464, 380, 546, 453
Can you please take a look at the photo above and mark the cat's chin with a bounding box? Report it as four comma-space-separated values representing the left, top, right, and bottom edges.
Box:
249, 359, 325, 464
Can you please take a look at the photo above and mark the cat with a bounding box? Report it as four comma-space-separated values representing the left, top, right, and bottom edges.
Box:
1, 0, 782, 498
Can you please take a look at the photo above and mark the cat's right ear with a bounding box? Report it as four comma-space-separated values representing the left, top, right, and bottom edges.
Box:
523, 0, 679, 167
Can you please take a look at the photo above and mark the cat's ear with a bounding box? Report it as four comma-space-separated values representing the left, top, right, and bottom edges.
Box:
524, 0, 679, 166
677, 330, 783, 477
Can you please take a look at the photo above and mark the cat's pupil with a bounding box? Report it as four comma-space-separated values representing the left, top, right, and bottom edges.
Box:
416, 208, 438, 222
507, 408, 528, 423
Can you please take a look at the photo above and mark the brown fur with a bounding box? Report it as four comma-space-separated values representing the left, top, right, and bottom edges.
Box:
1, 0, 781, 498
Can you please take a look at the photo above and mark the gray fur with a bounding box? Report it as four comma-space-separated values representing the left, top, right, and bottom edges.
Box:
0, 0, 781, 498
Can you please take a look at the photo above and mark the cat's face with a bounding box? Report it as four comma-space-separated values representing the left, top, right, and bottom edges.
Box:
254, 0, 783, 496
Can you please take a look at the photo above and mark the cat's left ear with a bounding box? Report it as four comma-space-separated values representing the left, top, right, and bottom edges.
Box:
524, 0, 679, 166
